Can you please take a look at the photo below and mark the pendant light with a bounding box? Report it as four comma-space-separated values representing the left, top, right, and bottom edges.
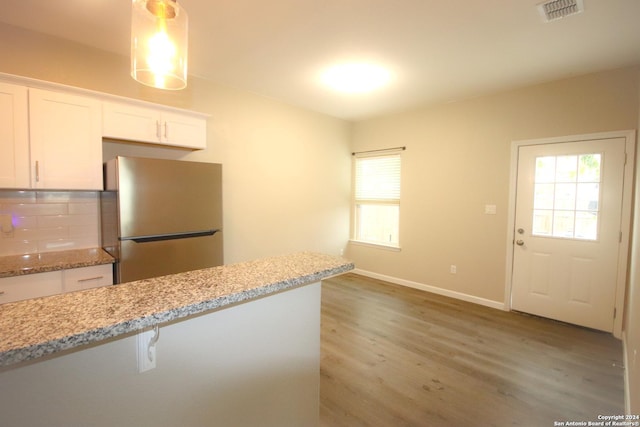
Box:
131, 0, 188, 90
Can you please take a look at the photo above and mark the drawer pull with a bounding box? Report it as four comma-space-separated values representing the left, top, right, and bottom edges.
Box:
77, 276, 103, 282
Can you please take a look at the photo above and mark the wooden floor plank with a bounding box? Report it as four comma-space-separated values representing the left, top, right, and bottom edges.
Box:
320, 273, 624, 426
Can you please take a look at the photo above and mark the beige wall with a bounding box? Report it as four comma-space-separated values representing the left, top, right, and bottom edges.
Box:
0, 23, 351, 264
348, 67, 640, 304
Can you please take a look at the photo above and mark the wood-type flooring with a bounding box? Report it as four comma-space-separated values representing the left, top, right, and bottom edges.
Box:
320, 273, 624, 427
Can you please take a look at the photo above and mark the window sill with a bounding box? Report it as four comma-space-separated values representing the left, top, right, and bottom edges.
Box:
348, 240, 401, 252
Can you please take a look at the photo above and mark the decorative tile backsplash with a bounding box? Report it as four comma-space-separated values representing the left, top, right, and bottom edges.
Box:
0, 191, 100, 256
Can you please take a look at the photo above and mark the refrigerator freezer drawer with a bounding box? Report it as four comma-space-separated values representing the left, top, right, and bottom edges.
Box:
117, 232, 223, 284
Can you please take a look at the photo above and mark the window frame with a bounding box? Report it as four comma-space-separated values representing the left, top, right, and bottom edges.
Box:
350, 149, 402, 250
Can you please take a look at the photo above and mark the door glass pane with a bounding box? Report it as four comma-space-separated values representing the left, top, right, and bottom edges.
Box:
532, 210, 552, 235
534, 183, 554, 209
576, 183, 599, 211
535, 157, 556, 183
555, 156, 577, 182
532, 153, 601, 241
553, 210, 574, 238
575, 211, 598, 240
578, 154, 601, 182
554, 183, 576, 210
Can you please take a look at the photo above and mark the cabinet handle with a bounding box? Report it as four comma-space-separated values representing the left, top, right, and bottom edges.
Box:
77, 276, 103, 282
156, 120, 161, 139
164, 122, 168, 140
35, 161, 40, 182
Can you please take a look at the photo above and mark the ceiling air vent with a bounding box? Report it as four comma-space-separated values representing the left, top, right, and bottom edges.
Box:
538, 0, 584, 22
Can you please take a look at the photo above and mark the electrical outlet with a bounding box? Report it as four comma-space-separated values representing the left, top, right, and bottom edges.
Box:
0, 214, 14, 238
137, 327, 158, 373
450, 265, 457, 274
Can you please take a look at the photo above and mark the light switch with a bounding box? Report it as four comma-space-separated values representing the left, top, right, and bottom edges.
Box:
484, 204, 497, 215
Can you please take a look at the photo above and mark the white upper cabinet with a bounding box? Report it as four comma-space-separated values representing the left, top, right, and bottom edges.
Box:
103, 101, 207, 149
0, 82, 30, 188
161, 110, 207, 149
29, 88, 103, 190
0, 73, 208, 191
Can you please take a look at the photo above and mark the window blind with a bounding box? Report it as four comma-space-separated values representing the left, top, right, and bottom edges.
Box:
355, 154, 401, 201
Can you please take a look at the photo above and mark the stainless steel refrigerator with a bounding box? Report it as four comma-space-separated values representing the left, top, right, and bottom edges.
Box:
101, 156, 223, 284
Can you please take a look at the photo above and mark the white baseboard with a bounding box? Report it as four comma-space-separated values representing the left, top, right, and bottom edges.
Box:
351, 268, 506, 311
623, 331, 631, 414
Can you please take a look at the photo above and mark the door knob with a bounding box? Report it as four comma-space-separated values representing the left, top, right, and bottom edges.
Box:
516, 239, 525, 246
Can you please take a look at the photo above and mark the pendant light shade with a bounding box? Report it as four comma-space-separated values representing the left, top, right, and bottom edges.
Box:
131, 0, 188, 90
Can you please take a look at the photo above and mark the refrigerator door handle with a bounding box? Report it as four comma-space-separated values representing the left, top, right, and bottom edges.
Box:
122, 229, 220, 243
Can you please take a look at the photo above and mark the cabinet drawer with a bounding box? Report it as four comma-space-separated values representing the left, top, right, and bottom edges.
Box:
0, 271, 63, 304
63, 264, 113, 292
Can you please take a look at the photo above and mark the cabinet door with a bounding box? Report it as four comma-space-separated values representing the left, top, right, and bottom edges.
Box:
162, 111, 207, 149
0, 82, 29, 188
103, 101, 159, 143
0, 271, 63, 304
63, 264, 113, 293
103, 101, 207, 149
29, 88, 103, 190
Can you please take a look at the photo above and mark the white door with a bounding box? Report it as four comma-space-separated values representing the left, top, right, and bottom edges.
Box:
511, 137, 626, 331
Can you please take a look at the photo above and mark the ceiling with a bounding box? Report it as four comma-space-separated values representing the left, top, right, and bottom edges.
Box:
1, 0, 640, 120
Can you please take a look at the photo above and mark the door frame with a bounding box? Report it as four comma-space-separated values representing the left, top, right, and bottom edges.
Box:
504, 130, 636, 338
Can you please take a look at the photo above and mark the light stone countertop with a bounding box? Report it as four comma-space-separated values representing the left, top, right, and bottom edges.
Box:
0, 252, 354, 368
0, 248, 115, 278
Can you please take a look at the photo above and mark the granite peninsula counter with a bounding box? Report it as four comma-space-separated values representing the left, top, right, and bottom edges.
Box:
0, 251, 353, 367
0, 252, 353, 427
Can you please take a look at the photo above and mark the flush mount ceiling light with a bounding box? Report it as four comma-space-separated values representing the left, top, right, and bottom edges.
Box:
131, 0, 188, 90
320, 63, 392, 94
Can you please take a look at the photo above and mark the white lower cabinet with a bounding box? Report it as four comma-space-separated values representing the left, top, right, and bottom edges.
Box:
0, 271, 62, 304
63, 264, 113, 292
0, 264, 113, 304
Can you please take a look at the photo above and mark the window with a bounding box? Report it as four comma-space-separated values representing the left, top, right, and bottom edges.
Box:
532, 153, 601, 240
352, 151, 401, 248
